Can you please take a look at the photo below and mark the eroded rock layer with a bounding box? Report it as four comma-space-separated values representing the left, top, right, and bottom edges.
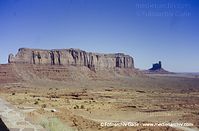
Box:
8, 48, 134, 70
0, 64, 19, 83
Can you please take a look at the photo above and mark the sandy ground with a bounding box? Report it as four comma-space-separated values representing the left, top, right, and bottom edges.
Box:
0, 74, 199, 131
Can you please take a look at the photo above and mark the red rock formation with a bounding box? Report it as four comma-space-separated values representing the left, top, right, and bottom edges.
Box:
0, 48, 139, 83
8, 48, 134, 70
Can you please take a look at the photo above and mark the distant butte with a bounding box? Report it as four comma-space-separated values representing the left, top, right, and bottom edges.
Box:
145, 61, 171, 74
149, 61, 162, 71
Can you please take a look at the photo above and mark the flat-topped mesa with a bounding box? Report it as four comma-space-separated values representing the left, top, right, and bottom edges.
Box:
8, 48, 134, 70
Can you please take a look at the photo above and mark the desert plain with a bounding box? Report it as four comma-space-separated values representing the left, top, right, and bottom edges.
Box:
0, 70, 199, 131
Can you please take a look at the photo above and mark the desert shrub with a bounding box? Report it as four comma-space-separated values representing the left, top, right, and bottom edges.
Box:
90, 98, 94, 100
136, 90, 146, 93
41, 104, 47, 108
34, 101, 39, 105
80, 105, 84, 109
105, 89, 112, 91
12, 92, 15, 95
74, 105, 79, 109
76, 105, 79, 109
40, 117, 73, 131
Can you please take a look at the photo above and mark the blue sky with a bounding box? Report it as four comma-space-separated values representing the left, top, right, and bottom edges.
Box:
0, 0, 199, 72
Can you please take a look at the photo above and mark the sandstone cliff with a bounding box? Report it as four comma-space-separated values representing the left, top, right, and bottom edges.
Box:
8, 48, 134, 70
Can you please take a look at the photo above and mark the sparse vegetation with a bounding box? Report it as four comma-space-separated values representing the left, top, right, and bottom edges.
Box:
74, 105, 79, 109
192, 112, 199, 115
136, 90, 146, 93
34, 101, 39, 105
41, 104, 47, 108
80, 105, 84, 109
40, 117, 73, 131
1, 71, 199, 131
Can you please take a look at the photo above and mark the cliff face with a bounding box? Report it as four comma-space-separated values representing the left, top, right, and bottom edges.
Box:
8, 48, 134, 70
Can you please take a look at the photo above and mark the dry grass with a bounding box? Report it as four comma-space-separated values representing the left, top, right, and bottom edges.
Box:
40, 117, 74, 131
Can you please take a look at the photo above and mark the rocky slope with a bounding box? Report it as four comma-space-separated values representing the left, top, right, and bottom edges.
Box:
0, 64, 19, 83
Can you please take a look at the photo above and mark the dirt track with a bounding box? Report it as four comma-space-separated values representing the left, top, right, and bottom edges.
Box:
0, 98, 45, 131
